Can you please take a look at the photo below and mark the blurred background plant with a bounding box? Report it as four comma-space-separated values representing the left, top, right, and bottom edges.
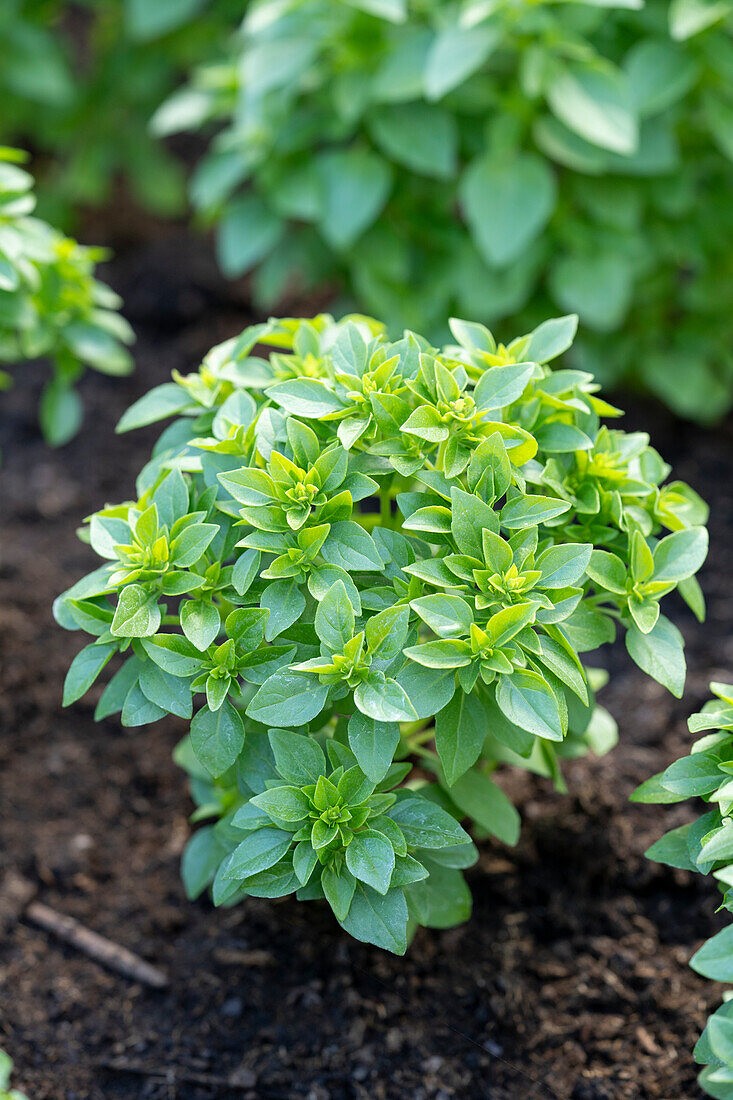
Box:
0, 0, 243, 226
153, 0, 733, 423
0, 147, 133, 446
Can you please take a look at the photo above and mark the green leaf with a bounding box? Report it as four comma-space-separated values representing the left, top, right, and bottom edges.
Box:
39, 380, 83, 447
670, 0, 731, 40
473, 362, 535, 412
181, 826, 226, 900
397, 663, 456, 719
217, 193, 284, 277
181, 600, 220, 651
500, 494, 571, 530
142, 634, 203, 677
346, 831, 395, 894
365, 605, 409, 660
139, 661, 193, 719
354, 677, 418, 722
251, 786, 312, 823
495, 669, 565, 741
247, 669, 329, 727
535, 543, 592, 588
445, 768, 520, 846
547, 62, 638, 155
224, 828, 293, 880
630, 771, 688, 804
549, 252, 633, 332
369, 103, 457, 179
586, 550, 627, 594
63, 642, 116, 706
435, 692, 487, 786
460, 153, 556, 267
117, 383, 190, 433
125, 0, 207, 39
644, 823, 698, 870
652, 527, 708, 583
316, 149, 392, 249
322, 865, 356, 920
171, 523, 218, 567
261, 579, 306, 641
388, 796, 470, 848
691, 926, 733, 982
265, 378, 345, 418
524, 315, 578, 364
111, 584, 161, 638
410, 594, 473, 638
348, 713, 400, 782
338, 882, 408, 954
269, 729, 326, 785
231, 549, 261, 596
315, 580, 355, 651
190, 701, 245, 778
626, 615, 686, 697
659, 752, 722, 797
406, 860, 471, 929
424, 24, 499, 100
625, 39, 698, 116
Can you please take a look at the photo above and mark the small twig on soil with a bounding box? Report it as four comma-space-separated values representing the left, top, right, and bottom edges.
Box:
97, 1059, 258, 1092
25, 901, 169, 989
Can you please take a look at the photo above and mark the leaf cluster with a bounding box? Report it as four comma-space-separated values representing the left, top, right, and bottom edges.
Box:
0, 148, 134, 445
157, 0, 733, 421
57, 310, 707, 951
634, 684, 733, 1099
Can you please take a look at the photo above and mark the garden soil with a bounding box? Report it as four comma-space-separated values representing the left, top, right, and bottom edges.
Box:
1, 228, 731, 1100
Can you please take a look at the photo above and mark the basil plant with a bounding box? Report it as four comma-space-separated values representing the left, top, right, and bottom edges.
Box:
0, 149, 133, 446
157, 0, 733, 421
57, 311, 708, 952
635, 685, 733, 1100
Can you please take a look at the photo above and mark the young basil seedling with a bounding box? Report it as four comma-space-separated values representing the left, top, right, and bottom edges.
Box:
635, 683, 733, 1100
0, 148, 133, 446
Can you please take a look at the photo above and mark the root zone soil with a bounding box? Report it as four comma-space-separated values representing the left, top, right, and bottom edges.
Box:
1, 233, 731, 1100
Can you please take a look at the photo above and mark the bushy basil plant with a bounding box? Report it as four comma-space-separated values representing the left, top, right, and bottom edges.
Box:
635, 684, 733, 1100
157, 0, 733, 420
0, 149, 133, 446
56, 311, 708, 951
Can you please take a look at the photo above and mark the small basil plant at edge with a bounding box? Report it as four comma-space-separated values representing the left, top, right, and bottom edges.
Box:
0, 147, 134, 448
55, 311, 708, 954
634, 684, 733, 1100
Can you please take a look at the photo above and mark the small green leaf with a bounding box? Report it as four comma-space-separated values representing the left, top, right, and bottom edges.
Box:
346, 831, 395, 894
190, 701, 244, 778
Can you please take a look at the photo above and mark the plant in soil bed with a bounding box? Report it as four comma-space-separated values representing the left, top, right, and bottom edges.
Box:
57, 310, 708, 952
0, 148, 133, 446
636, 683, 733, 1099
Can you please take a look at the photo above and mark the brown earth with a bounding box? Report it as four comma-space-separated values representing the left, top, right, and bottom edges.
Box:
1, 230, 731, 1100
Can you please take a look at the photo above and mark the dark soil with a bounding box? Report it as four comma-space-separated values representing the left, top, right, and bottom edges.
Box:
1, 230, 732, 1100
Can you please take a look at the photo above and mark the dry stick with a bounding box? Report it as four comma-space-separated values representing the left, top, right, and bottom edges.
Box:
26, 901, 168, 989
96, 1060, 260, 1093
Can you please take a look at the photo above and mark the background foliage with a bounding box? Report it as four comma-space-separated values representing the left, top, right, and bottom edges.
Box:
156, 0, 733, 421
0, 147, 133, 445
56, 310, 708, 951
0, 0, 242, 224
